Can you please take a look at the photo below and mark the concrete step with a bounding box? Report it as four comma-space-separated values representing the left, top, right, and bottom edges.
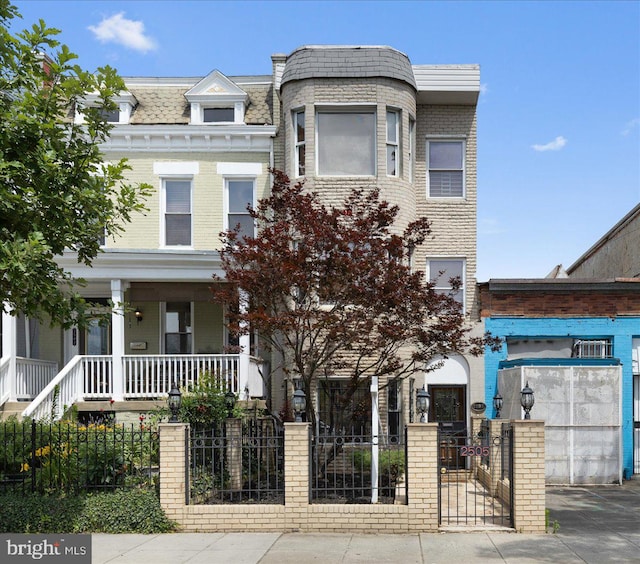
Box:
0, 401, 28, 421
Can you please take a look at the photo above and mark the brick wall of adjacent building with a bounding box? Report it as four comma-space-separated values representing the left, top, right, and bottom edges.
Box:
159, 420, 544, 533
478, 284, 640, 317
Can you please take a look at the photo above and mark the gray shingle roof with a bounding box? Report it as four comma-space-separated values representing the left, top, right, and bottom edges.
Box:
281, 45, 416, 90
127, 82, 272, 125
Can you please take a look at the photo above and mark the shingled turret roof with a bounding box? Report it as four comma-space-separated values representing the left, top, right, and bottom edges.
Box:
281, 45, 416, 90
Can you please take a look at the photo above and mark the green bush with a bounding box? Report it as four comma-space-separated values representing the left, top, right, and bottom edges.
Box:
153, 371, 244, 428
351, 448, 405, 482
0, 489, 176, 534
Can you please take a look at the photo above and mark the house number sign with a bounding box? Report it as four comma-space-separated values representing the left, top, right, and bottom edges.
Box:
460, 445, 490, 457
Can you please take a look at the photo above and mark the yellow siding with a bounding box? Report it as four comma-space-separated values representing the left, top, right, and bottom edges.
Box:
105, 152, 271, 251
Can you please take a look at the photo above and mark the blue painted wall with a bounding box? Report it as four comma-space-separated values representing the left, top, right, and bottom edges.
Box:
484, 317, 638, 478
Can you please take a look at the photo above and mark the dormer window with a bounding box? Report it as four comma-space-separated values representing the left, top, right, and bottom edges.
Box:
74, 91, 137, 125
185, 70, 248, 126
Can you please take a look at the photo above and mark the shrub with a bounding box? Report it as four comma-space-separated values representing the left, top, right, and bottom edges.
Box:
0, 489, 176, 534
351, 448, 405, 482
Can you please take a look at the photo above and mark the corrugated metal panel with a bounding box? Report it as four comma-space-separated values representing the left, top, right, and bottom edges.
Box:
412, 65, 480, 91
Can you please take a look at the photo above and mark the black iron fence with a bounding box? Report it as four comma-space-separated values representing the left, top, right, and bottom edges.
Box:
0, 419, 159, 493
311, 431, 405, 504
189, 418, 284, 504
438, 424, 513, 527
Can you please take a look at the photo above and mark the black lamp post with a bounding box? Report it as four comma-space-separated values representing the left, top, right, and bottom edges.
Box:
225, 390, 236, 418
493, 390, 503, 419
416, 386, 430, 423
168, 382, 182, 423
292, 389, 306, 422
520, 381, 535, 420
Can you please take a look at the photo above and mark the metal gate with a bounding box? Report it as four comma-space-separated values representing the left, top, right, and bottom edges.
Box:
438, 421, 513, 528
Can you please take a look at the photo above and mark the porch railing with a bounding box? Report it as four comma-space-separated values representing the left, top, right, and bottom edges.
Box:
123, 354, 244, 398
0, 357, 9, 405
15, 358, 58, 399
22, 356, 84, 421
21, 354, 262, 420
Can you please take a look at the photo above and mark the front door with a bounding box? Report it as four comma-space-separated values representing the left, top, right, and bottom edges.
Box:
429, 385, 467, 469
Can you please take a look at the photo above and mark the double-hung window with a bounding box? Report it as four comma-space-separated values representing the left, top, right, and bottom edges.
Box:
316, 108, 376, 176
428, 259, 465, 306
226, 179, 255, 240
164, 179, 192, 246
164, 302, 192, 354
427, 140, 464, 197
293, 109, 305, 176
386, 109, 400, 177
408, 118, 416, 183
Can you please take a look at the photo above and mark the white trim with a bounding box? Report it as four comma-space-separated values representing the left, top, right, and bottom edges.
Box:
224, 177, 257, 237
154, 162, 199, 176
217, 162, 262, 176
161, 178, 193, 249
426, 257, 467, 312
426, 139, 466, 199
100, 125, 276, 153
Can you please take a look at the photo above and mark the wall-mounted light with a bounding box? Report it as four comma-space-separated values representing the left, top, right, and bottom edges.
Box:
135, 307, 143, 324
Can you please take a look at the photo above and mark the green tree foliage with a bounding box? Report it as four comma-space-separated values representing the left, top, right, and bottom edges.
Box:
211, 170, 501, 431
0, 1, 151, 327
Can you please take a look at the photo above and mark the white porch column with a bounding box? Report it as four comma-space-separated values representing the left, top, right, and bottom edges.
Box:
2, 306, 18, 401
111, 280, 127, 401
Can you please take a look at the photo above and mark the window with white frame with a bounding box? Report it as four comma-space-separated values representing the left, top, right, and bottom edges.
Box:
386, 109, 400, 177
226, 179, 255, 240
409, 118, 416, 183
427, 140, 464, 197
163, 179, 192, 246
316, 108, 376, 176
428, 259, 465, 306
164, 302, 192, 354
293, 109, 305, 177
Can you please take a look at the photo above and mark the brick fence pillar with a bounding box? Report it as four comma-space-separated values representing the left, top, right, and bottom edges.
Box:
159, 423, 189, 523
284, 422, 310, 530
511, 419, 545, 533
406, 423, 438, 532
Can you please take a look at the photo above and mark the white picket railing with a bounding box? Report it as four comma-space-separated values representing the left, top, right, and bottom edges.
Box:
123, 354, 243, 398
22, 356, 84, 421
20, 354, 261, 419
15, 357, 58, 399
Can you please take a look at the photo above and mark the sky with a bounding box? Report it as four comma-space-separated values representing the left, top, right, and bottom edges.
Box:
10, 0, 640, 281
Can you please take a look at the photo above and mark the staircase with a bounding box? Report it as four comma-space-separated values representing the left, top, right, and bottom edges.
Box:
0, 401, 27, 421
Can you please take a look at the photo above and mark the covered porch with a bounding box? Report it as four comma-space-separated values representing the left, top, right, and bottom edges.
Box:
0, 250, 268, 420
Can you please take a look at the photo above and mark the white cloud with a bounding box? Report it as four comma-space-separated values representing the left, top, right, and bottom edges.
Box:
480, 83, 488, 96
88, 13, 157, 53
621, 118, 640, 136
531, 136, 567, 152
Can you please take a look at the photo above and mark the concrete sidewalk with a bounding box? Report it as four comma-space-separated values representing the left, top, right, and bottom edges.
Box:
92, 480, 640, 564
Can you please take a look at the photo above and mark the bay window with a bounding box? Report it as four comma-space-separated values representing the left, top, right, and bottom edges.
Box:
316, 108, 375, 176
